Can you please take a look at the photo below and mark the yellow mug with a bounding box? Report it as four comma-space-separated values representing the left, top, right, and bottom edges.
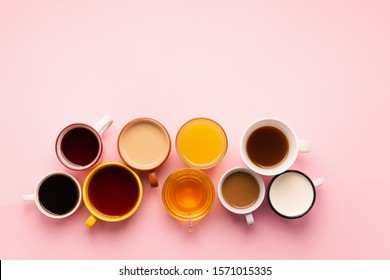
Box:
162, 168, 215, 231
83, 162, 143, 228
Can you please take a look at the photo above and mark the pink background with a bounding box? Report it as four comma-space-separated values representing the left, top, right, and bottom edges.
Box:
1, 0, 389, 259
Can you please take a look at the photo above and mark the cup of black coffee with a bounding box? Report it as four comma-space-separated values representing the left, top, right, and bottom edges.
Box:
241, 118, 311, 176
23, 172, 82, 219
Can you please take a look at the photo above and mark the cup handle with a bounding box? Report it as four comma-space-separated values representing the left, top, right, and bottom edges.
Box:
245, 213, 255, 226
93, 115, 113, 136
23, 194, 35, 201
85, 215, 98, 228
313, 178, 325, 188
148, 170, 158, 188
298, 139, 311, 153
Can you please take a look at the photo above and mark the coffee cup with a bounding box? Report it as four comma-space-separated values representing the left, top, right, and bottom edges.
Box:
162, 168, 215, 231
268, 170, 324, 219
23, 172, 82, 219
218, 167, 265, 226
241, 118, 310, 176
83, 162, 143, 228
55, 115, 113, 171
118, 118, 171, 188
176, 118, 228, 169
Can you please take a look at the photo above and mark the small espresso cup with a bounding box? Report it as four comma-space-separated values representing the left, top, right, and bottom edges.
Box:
218, 167, 265, 226
162, 168, 215, 232
83, 162, 143, 228
118, 118, 171, 188
176, 118, 228, 169
241, 118, 310, 176
55, 115, 113, 171
268, 170, 324, 219
23, 172, 82, 219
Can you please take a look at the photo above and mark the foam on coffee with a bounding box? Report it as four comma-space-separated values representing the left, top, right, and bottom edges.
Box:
269, 172, 314, 218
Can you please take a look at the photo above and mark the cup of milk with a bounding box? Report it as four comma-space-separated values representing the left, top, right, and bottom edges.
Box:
267, 170, 324, 219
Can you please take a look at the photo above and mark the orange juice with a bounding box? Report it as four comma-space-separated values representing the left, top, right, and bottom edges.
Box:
176, 118, 227, 169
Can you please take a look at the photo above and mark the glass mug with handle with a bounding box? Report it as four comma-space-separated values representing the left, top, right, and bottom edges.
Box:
162, 168, 215, 232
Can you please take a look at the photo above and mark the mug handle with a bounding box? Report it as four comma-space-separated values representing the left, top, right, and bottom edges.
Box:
313, 178, 325, 188
93, 115, 113, 136
245, 213, 255, 226
22, 194, 34, 201
298, 139, 311, 153
148, 170, 158, 188
85, 215, 98, 228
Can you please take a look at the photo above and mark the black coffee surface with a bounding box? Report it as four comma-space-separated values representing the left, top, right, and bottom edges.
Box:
38, 174, 79, 215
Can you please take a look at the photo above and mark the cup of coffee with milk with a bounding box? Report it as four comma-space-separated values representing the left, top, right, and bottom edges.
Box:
239, 118, 324, 219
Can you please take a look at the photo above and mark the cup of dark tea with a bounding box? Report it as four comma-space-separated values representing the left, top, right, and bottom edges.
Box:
83, 162, 143, 228
240, 118, 311, 176
55, 115, 113, 171
268, 170, 324, 219
23, 172, 82, 219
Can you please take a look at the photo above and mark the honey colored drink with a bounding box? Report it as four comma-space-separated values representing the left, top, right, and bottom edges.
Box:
176, 118, 227, 169
162, 168, 215, 230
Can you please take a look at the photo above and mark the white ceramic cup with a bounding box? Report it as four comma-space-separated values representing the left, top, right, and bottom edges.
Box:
240, 118, 311, 176
55, 115, 113, 170
23, 172, 82, 219
218, 167, 266, 226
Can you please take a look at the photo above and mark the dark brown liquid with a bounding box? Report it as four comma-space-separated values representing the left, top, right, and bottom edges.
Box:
88, 165, 140, 217
222, 172, 259, 209
246, 126, 289, 168
38, 174, 79, 215
61, 127, 100, 166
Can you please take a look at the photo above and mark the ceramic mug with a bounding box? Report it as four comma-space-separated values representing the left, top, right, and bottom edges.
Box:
55, 115, 113, 171
118, 118, 171, 188
83, 162, 143, 228
268, 170, 324, 219
176, 118, 228, 169
218, 167, 265, 226
241, 118, 310, 176
162, 168, 215, 231
23, 172, 82, 219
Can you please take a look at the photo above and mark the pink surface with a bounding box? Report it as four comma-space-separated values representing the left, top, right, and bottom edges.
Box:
1, 1, 389, 259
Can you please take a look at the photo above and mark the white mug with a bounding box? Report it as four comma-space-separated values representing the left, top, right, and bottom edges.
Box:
55, 115, 113, 171
218, 167, 265, 226
240, 118, 310, 176
23, 172, 82, 219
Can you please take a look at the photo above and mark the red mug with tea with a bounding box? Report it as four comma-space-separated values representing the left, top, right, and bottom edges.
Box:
55, 115, 113, 171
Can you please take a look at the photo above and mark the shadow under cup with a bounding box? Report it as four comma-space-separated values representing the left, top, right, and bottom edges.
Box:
162, 168, 215, 231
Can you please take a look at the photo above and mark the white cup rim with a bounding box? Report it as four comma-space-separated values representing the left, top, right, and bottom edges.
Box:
218, 167, 265, 215
240, 118, 299, 176
32, 172, 82, 219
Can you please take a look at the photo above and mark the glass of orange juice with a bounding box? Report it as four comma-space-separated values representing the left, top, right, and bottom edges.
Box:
176, 118, 228, 169
162, 168, 215, 231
